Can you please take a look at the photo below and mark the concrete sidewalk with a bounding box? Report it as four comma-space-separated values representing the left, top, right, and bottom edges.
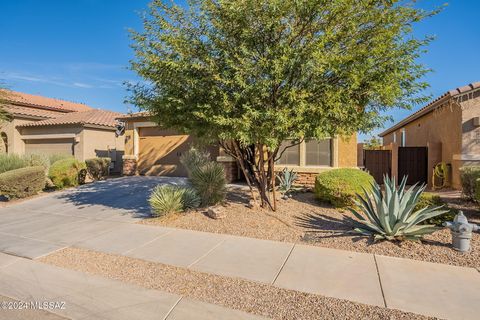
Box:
0, 253, 265, 320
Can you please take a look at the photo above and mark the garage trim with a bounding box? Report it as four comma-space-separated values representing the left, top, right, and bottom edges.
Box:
21, 133, 76, 140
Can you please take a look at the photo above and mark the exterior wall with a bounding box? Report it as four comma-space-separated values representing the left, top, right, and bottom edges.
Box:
338, 134, 357, 167
0, 117, 39, 154
19, 125, 83, 158
82, 127, 125, 173
382, 105, 463, 188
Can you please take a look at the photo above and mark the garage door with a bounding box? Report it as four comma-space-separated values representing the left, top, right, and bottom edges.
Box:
138, 128, 194, 176
24, 139, 74, 156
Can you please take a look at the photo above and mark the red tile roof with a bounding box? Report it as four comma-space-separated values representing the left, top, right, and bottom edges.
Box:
379, 82, 480, 137
2, 104, 61, 119
18, 110, 122, 128
116, 111, 151, 120
1, 90, 93, 113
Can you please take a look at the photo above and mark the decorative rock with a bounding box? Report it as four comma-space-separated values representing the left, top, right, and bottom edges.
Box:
206, 206, 226, 219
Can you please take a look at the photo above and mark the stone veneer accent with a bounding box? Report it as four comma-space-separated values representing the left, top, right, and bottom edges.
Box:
216, 156, 239, 183
293, 172, 317, 188
122, 157, 137, 176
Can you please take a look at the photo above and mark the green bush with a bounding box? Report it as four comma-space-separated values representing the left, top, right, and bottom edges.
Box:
85, 157, 111, 180
0, 166, 45, 199
190, 161, 226, 206
180, 147, 211, 176
48, 154, 73, 166
314, 168, 374, 207
149, 185, 200, 217
414, 192, 457, 226
460, 166, 480, 200
23, 153, 50, 173
0, 153, 28, 174
48, 158, 86, 189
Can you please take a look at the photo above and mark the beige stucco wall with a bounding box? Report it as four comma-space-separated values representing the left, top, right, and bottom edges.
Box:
82, 127, 124, 172
338, 134, 357, 167
0, 117, 40, 154
382, 102, 464, 188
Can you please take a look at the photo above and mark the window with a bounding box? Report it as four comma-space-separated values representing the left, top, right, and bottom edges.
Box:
393, 132, 397, 143
401, 129, 406, 146
305, 139, 331, 166
276, 140, 300, 165
0, 132, 7, 154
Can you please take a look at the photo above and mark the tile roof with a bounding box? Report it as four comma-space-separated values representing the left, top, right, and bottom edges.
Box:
17, 110, 123, 128
379, 82, 480, 137
1, 90, 93, 112
116, 111, 151, 120
2, 104, 61, 119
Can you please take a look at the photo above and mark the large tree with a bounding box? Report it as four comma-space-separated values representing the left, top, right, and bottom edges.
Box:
129, 0, 435, 210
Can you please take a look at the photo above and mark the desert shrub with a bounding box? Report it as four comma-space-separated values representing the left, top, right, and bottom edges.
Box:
23, 153, 50, 173
149, 185, 200, 217
85, 157, 111, 180
48, 158, 86, 189
0, 153, 28, 174
190, 161, 226, 206
460, 166, 480, 200
180, 147, 211, 176
414, 192, 457, 226
0, 166, 45, 199
314, 168, 374, 207
351, 176, 448, 241
48, 154, 73, 166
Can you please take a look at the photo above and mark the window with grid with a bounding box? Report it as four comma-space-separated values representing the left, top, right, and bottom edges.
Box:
305, 139, 331, 166
276, 140, 300, 165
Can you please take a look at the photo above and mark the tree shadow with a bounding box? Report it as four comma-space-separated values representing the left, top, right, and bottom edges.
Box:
57, 176, 188, 219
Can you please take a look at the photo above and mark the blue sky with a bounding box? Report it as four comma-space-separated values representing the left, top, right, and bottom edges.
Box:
0, 1, 479, 141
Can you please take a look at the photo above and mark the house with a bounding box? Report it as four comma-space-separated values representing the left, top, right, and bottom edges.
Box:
0, 90, 124, 172
117, 112, 357, 185
379, 82, 480, 189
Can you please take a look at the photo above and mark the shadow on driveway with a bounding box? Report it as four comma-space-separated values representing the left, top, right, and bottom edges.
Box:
57, 176, 188, 218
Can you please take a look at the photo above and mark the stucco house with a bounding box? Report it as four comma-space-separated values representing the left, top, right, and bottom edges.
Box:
0, 90, 124, 172
117, 112, 357, 185
379, 82, 480, 189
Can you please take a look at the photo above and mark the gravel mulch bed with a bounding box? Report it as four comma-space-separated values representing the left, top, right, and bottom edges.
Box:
39, 247, 434, 320
141, 187, 480, 269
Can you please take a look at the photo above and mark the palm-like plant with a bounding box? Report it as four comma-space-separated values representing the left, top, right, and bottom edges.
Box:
351, 175, 448, 241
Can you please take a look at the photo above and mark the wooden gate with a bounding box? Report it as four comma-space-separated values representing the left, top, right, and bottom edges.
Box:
364, 150, 391, 184
398, 147, 428, 185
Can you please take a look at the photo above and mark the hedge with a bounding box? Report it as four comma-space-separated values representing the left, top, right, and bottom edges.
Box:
459, 166, 480, 200
85, 157, 111, 181
49, 158, 86, 189
314, 168, 374, 207
0, 166, 45, 199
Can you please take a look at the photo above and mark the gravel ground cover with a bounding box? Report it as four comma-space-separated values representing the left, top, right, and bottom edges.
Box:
141, 187, 480, 269
40, 247, 434, 320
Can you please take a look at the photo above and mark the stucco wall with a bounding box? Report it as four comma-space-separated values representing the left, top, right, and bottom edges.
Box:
338, 134, 357, 167
0, 118, 40, 154
382, 102, 463, 188
82, 127, 124, 173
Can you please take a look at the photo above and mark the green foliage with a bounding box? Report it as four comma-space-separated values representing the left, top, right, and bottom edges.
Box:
277, 168, 298, 194
414, 192, 456, 226
0, 166, 45, 199
459, 166, 480, 200
85, 157, 111, 181
48, 154, 73, 166
149, 185, 200, 217
129, 0, 434, 149
48, 158, 86, 189
180, 147, 211, 176
0, 153, 28, 174
23, 153, 50, 173
363, 136, 382, 150
351, 176, 448, 241
314, 168, 374, 207
190, 162, 227, 206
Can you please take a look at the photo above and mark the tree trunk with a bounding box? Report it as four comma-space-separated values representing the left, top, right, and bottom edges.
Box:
219, 140, 277, 211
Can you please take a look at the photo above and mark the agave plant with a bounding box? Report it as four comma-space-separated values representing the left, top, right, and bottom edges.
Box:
277, 168, 298, 194
350, 175, 448, 241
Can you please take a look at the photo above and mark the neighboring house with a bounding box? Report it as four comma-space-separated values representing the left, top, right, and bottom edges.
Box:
379, 82, 480, 189
0, 90, 124, 172
117, 112, 357, 185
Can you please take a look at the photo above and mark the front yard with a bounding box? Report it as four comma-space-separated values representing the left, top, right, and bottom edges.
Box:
142, 186, 480, 269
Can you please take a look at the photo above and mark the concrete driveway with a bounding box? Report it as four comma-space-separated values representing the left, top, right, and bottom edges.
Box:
0, 176, 187, 259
